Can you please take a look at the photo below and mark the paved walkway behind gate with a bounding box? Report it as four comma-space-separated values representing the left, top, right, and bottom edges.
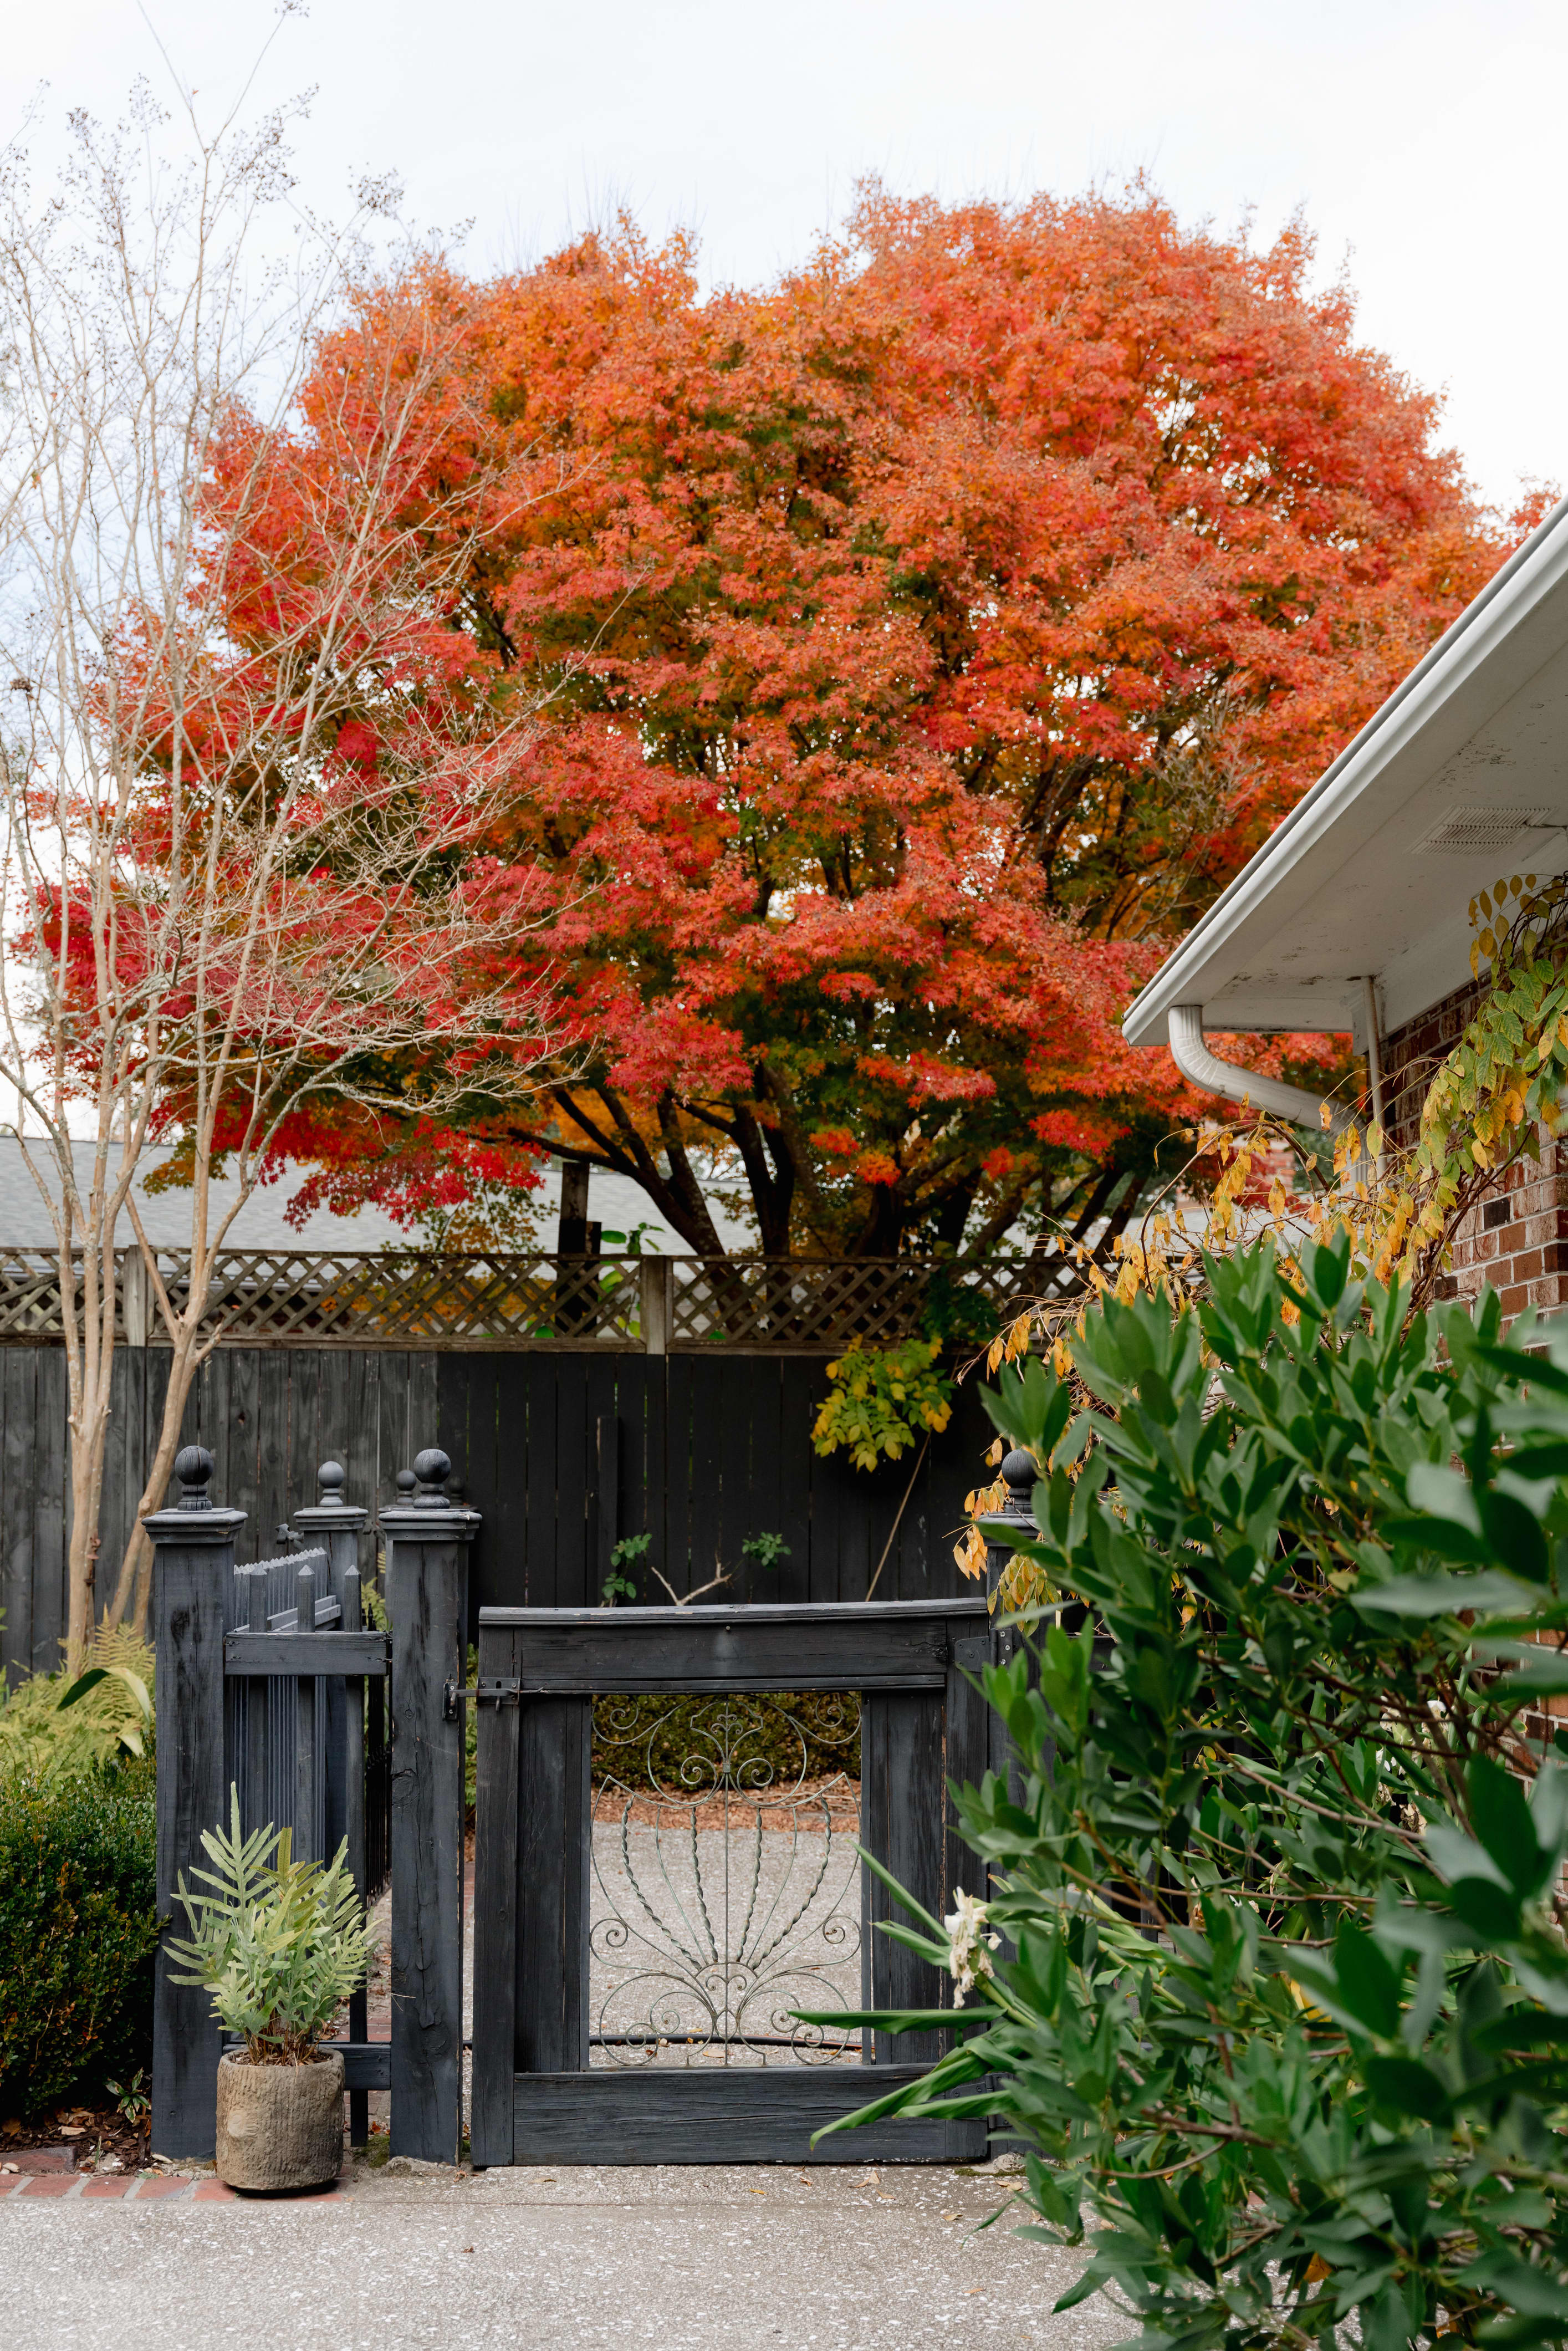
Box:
1, 2150, 1122, 2350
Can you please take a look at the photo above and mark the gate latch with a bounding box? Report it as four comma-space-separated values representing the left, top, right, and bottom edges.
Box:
442, 1676, 522, 1723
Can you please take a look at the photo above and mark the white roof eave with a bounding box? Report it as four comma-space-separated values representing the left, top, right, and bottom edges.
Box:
1122, 492, 1568, 1046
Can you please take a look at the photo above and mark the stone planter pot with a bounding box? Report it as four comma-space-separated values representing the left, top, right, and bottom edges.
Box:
215, 2048, 345, 2190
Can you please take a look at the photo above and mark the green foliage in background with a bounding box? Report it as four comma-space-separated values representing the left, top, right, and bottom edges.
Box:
166, 1789, 377, 2064
594, 1691, 860, 1793
0, 1630, 154, 1786
920, 1267, 1003, 1357
810, 1234, 1568, 2350
602, 1533, 651, 1605
0, 1774, 157, 2118
813, 1336, 954, 1470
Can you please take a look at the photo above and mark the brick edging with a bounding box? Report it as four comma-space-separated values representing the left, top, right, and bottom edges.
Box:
0, 2170, 349, 2205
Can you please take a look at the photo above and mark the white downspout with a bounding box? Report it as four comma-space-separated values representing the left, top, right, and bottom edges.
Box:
1167, 1004, 1351, 1136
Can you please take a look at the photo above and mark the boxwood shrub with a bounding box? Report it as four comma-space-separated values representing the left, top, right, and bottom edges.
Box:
0, 1776, 159, 2119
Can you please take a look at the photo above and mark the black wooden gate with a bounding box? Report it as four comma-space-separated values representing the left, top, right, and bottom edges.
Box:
469, 1599, 996, 2167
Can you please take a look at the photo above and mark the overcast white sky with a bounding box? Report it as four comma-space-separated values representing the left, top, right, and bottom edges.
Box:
3, 0, 1563, 514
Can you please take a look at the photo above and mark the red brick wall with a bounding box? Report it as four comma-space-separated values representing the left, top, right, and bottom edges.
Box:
1381, 981, 1568, 1319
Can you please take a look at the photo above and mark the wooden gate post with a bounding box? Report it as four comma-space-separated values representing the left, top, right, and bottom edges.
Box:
148, 1445, 247, 2159
295, 1461, 372, 2144
380, 1446, 477, 2164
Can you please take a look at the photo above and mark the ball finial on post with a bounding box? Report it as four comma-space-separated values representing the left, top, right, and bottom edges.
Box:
413, 1447, 451, 1508
395, 1468, 417, 1499
1000, 1447, 1038, 1516
174, 1445, 214, 1511
317, 1461, 348, 1509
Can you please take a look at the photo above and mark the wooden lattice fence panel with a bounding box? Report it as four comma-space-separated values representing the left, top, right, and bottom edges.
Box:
0, 1247, 1080, 1350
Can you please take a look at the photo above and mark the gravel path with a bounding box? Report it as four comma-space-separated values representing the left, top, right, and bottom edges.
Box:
588, 1810, 864, 2064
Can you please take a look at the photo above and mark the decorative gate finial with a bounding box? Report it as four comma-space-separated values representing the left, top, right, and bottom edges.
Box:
174, 1444, 214, 1509
413, 1447, 451, 1507
1000, 1447, 1037, 1517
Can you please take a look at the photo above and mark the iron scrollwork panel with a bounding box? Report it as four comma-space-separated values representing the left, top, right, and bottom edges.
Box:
588, 1691, 863, 2066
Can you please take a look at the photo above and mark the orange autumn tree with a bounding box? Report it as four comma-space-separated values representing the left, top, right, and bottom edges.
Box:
258, 186, 1518, 1262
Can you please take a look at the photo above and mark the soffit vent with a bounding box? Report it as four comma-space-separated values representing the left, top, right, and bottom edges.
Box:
1415, 804, 1560, 854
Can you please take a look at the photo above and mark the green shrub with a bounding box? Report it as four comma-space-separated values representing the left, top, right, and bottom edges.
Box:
815, 1234, 1568, 2351
594, 1690, 860, 1792
0, 1776, 158, 2119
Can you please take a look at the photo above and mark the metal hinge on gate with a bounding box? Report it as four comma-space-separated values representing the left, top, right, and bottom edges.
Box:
442, 1675, 522, 1723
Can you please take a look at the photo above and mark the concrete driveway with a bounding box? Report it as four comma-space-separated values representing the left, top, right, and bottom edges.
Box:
3, 2152, 1126, 2350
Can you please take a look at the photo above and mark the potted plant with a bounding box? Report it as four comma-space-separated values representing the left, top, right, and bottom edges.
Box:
167, 1791, 376, 2191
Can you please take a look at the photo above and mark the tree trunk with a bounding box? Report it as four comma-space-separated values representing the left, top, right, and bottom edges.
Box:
64, 1401, 110, 1674
105, 1322, 206, 1636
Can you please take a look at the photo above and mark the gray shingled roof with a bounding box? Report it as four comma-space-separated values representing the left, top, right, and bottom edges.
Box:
0, 1139, 753, 1253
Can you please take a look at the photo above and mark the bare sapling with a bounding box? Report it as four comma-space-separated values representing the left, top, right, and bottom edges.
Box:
0, 70, 567, 1658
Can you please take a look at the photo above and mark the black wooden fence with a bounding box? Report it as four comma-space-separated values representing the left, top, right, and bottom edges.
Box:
2, 1348, 992, 1686
151, 1441, 1037, 2168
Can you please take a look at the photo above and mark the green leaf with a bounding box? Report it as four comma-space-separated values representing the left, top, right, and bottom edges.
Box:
1363, 2054, 1453, 2122
55, 1667, 111, 1710
1470, 1756, 1551, 1898
1406, 1461, 1482, 1530
1331, 1921, 1403, 2036
1462, 2250, 1568, 2319
1499, 1653, 1568, 1697
1479, 1491, 1551, 1584
1349, 1570, 1538, 1619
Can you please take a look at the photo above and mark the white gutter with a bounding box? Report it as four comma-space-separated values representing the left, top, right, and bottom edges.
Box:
1167, 1006, 1349, 1135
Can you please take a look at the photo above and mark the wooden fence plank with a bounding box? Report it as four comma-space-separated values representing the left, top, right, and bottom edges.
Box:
517, 1691, 591, 2074
98, 1347, 136, 1615
662, 1355, 694, 1598
742, 1362, 785, 1601
510, 2068, 971, 2165
685, 1359, 726, 1596
481, 1598, 983, 1695
519, 1357, 556, 1608
223, 1630, 387, 1675
375, 1350, 408, 1519
714, 1353, 755, 1593
285, 1349, 321, 1522
861, 1689, 947, 2064
639, 1354, 667, 1597
778, 1360, 816, 1610
555, 1363, 590, 1611
34, 1349, 65, 1672
409, 1353, 439, 1470
470, 1621, 521, 2166
585, 1353, 619, 1604
488, 1352, 532, 1608
2, 1349, 30, 1686
613, 1355, 651, 1573
254, 1350, 288, 1541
